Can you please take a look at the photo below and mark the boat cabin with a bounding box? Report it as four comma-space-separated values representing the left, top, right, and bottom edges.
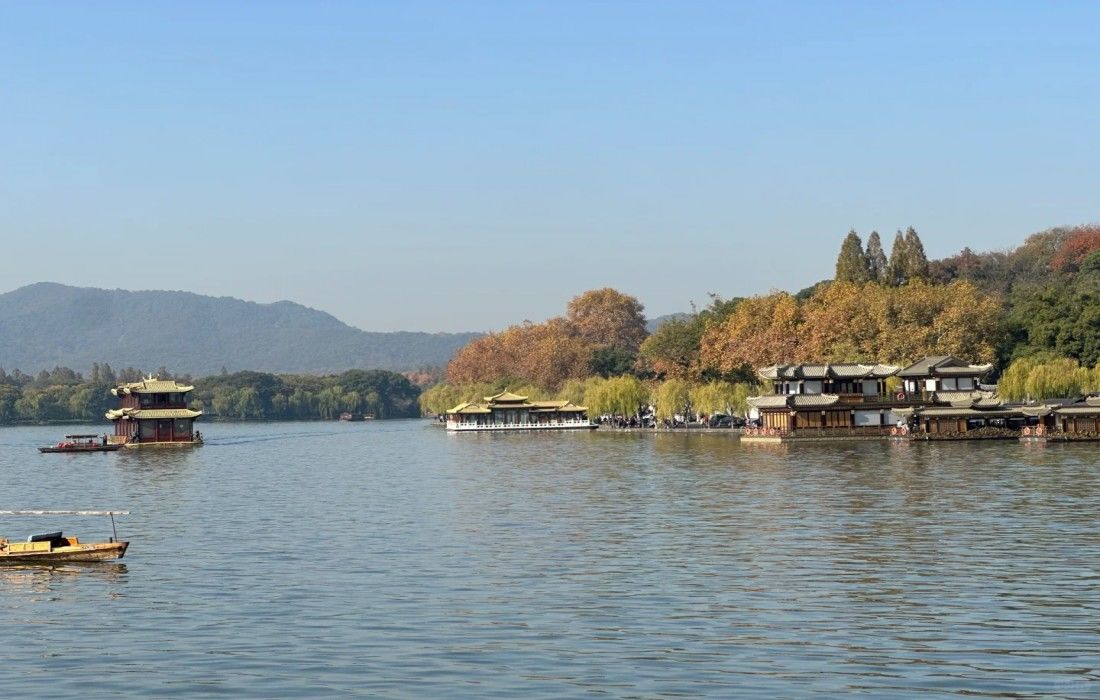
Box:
445, 391, 596, 431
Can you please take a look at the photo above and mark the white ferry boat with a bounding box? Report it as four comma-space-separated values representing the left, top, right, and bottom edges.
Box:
445, 391, 597, 432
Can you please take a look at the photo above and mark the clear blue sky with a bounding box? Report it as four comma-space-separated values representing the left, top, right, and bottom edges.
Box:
2, 2, 1098, 332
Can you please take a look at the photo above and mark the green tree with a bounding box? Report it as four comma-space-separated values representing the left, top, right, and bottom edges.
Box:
865, 230, 888, 283
652, 379, 692, 420
835, 230, 871, 283
903, 227, 930, 282
886, 230, 909, 285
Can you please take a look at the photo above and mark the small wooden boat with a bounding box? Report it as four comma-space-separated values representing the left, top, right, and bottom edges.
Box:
39, 434, 122, 453
0, 510, 129, 564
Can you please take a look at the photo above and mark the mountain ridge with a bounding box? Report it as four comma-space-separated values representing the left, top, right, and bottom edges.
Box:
0, 282, 480, 375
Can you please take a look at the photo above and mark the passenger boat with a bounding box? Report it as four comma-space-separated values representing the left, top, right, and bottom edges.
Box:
38, 434, 122, 453
445, 391, 598, 432
0, 510, 129, 564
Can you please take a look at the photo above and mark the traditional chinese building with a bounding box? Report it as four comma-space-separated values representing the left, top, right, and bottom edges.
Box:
445, 391, 596, 432
1018, 397, 1100, 440
746, 357, 1000, 438
896, 356, 994, 398
105, 378, 203, 447
747, 363, 902, 434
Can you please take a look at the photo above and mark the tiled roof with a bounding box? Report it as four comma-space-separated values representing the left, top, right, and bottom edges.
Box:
105, 408, 202, 420
757, 363, 899, 381
896, 356, 954, 377
447, 402, 492, 414
934, 390, 983, 405
897, 356, 993, 378
747, 395, 790, 409
790, 394, 840, 408
917, 406, 1022, 418
935, 364, 994, 376
1055, 406, 1100, 415
484, 391, 528, 403
830, 364, 872, 378
112, 379, 194, 395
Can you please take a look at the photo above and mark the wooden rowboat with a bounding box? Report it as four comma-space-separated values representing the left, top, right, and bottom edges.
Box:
0, 511, 129, 564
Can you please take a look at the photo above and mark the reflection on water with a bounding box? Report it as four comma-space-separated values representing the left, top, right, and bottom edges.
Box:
0, 563, 128, 589
0, 421, 1098, 698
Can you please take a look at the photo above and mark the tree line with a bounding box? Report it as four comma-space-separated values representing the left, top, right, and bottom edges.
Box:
0, 364, 421, 423
427, 223, 1100, 414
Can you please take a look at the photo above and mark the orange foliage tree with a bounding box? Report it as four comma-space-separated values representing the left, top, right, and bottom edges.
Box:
699, 292, 806, 373
446, 288, 649, 391
566, 288, 648, 353
1050, 225, 1100, 273
445, 318, 591, 391
699, 282, 1000, 375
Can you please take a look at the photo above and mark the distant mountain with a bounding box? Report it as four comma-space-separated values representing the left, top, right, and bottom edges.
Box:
646, 313, 691, 332
0, 283, 480, 376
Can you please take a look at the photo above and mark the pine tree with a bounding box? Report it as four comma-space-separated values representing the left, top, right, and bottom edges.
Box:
865, 231, 888, 284
887, 230, 909, 285
903, 226, 929, 281
835, 230, 871, 283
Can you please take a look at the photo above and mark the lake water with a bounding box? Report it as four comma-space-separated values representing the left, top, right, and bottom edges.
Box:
0, 421, 1097, 698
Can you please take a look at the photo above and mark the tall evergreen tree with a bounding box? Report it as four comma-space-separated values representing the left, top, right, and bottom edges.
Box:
835, 230, 871, 283
903, 226, 930, 281
887, 230, 909, 285
865, 231, 888, 284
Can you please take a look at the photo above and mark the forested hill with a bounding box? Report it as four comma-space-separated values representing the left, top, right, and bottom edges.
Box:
0, 283, 479, 375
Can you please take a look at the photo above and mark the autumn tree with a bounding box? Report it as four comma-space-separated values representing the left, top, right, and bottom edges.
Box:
865, 231, 888, 283
566, 288, 648, 354
835, 230, 871, 283
699, 292, 805, 374
1050, 224, 1100, 273
445, 318, 591, 390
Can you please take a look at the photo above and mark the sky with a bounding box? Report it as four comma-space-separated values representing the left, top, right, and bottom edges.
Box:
2, 2, 1099, 332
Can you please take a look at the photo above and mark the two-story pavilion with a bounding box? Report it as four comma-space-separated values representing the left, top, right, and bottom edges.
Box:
747, 357, 999, 437
749, 363, 900, 433
105, 378, 203, 447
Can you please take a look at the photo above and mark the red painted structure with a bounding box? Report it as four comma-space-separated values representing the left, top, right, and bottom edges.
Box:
105, 379, 203, 446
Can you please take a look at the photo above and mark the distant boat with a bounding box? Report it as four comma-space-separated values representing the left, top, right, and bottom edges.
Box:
0, 510, 129, 564
38, 434, 123, 453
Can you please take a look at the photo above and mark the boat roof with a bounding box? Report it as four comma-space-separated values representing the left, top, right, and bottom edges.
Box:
0, 510, 129, 516
64, 434, 101, 439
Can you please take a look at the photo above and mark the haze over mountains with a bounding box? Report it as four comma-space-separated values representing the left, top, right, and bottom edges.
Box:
0, 283, 480, 376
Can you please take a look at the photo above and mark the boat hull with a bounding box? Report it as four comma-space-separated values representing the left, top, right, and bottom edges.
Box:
123, 440, 202, 449
38, 445, 123, 453
0, 541, 128, 564
446, 423, 599, 432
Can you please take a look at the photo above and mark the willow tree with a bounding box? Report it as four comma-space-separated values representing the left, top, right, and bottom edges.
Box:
689, 381, 755, 417
652, 379, 693, 420
583, 375, 649, 417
